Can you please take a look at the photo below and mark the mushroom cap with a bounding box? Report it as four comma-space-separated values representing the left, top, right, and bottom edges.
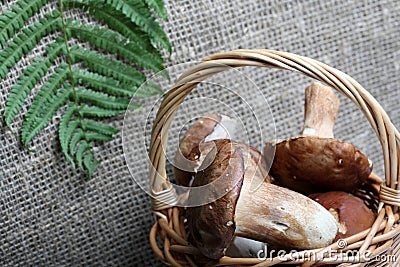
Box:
174, 113, 238, 186
309, 191, 376, 241
178, 113, 222, 158
187, 139, 245, 259
264, 136, 373, 194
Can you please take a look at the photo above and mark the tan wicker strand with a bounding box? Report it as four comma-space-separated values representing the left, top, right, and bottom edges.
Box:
356, 209, 386, 257
391, 235, 400, 261
385, 206, 396, 234
344, 217, 396, 250
158, 218, 188, 246
149, 222, 165, 262
169, 245, 202, 256
148, 50, 400, 266
380, 186, 400, 205
164, 230, 182, 267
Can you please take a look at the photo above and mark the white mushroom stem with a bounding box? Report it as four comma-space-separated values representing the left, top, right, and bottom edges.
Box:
233, 173, 339, 250
301, 82, 340, 138
232, 148, 338, 250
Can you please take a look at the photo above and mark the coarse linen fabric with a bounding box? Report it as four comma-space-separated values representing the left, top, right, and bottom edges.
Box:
0, 0, 399, 266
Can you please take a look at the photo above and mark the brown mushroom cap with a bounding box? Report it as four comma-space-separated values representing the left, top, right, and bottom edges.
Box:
309, 191, 376, 241
187, 139, 245, 259
264, 136, 373, 194
178, 113, 221, 158
174, 113, 238, 186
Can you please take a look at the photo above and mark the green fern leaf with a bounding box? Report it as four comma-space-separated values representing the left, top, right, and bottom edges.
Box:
104, 0, 171, 52
0, 12, 61, 81
0, 0, 48, 49
22, 87, 70, 145
67, 21, 164, 73
75, 87, 130, 110
78, 105, 127, 118
4, 42, 64, 126
69, 129, 84, 155
81, 119, 119, 136
73, 69, 137, 97
59, 104, 78, 167
20, 64, 70, 144
83, 152, 98, 177
75, 141, 91, 169
144, 0, 167, 20
69, 46, 146, 85
85, 131, 114, 142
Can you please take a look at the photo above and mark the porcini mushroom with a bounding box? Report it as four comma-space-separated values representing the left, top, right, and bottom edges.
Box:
187, 139, 338, 259
174, 113, 239, 186
309, 191, 375, 241
264, 83, 373, 194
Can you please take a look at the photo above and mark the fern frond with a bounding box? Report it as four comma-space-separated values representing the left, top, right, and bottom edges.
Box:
81, 119, 119, 136
75, 140, 91, 169
4, 42, 64, 126
78, 105, 127, 118
20, 64, 70, 144
69, 46, 146, 85
0, 12, 62, 81
83, 152, 98, 177
22, 87, 70, 145
69, 128, 84, 154
59, 104, 78, 166
60, 105, 119, 175
0, 0, 48, 49
75, 87, 130, 110
67, 21, 164, 73
63, 0, 158, 54
103, 0, 171, 52
144, 0, 167, 20
72, 69, 137, 97
85, 131, 114, 142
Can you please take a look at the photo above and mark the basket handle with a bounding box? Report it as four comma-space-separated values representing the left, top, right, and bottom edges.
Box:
149, 49, 400, 210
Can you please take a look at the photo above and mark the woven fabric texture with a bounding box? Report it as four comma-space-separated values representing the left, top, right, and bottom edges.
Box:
1, 0, 399, 266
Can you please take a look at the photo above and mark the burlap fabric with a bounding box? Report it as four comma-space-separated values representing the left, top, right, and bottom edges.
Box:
1, 0, 399, 266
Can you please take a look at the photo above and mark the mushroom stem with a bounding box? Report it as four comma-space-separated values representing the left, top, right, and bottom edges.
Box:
234, 177, 338, 250
301, 82, 340, 138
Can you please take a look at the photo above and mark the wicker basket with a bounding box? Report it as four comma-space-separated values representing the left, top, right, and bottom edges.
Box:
148, 50, 400, 266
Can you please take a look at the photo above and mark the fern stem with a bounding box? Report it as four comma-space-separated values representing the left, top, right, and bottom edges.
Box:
58, 0, 91, 172
57, 0, 77, 104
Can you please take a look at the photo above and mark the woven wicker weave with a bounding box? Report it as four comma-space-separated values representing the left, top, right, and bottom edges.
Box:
148, 50, 400, 266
